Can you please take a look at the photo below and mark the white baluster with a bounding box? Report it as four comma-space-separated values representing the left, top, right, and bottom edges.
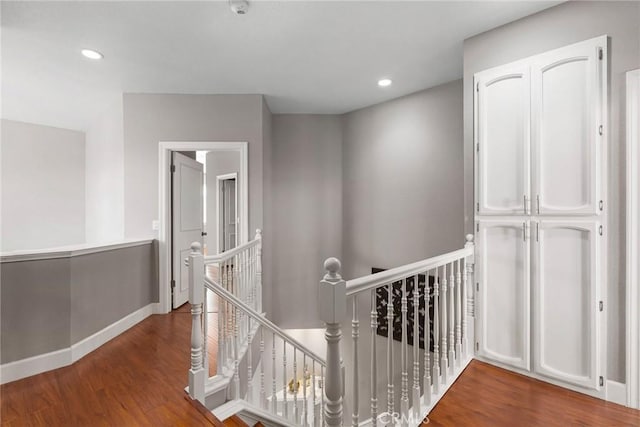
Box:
237, 253, 244, 344
242, 250, 249, 315
283, 341, 288, 420
226, 260, 234, 368
423, 269, 432, 406
234, 305, 240, 400
260, 327, 266, 409
370, 291, 378, 427
244, 249, 249, 306
440, 264, 448, 386
188, 242, 205, 402
251, 245, 257, 311
448, 262, 455, 374
321, 365, 325, 427
319, 258, 346, 427
218, 264, 226, 372
412, 275, 420, 420
256, 229, 263, 313
303, 354, 308, 427
313, 360, 317, 427
433, 268, 440, 395
400, 279, 409, 426
352, 297, 359, 427
247, 316, 253, 403
386, 282, 394, 422
272, 333, 278, 414
294, 348, 299, 423
464, 235, 475, 359
203, 286, 209, 377
455, 259, 462, 367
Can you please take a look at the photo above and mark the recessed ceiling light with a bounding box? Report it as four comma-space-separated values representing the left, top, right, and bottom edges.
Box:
378, 78, 392, 87
81, 49, 103, 60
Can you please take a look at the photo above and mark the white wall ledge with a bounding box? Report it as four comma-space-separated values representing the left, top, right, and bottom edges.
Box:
0, 239, 154, 263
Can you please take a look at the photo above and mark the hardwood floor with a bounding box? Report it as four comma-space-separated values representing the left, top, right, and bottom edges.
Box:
1, 305, 219, 427
428, 360, 640, 426
2, 307, 639, 426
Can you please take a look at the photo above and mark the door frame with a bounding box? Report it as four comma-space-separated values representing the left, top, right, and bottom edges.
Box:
158, 141, 248, 314
626, 69, 640, 409
215, 172, 238, 254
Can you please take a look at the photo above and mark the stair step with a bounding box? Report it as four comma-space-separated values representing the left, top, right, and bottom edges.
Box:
223, 414, 249, 427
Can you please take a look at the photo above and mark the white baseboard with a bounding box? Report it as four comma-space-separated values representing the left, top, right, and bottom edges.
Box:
0, 348, 72, 385
1, 303, 156, 384
71, 304, 155, 362
606, 380, 627, 406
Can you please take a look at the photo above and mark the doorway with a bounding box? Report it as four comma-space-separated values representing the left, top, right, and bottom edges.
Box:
217, 174, 238, 254
158, 141, 248, 315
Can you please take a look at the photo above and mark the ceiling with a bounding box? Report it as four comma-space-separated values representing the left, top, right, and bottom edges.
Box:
1, 1, 560, 131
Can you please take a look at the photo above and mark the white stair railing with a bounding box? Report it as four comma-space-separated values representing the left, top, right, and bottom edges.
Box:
208, 230, 262, 374
188, 236, 328, 426
187, 232, 475, 426
319, 235, 475, 426
187, 230, 262, 400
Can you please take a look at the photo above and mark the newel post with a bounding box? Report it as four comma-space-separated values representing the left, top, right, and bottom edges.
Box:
463, 234, 475, 359
188, 242, 206, 403
319, 258, 346, 427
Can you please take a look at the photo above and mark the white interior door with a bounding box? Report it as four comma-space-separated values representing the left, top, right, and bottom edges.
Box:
172, 152, 203, 309
475, 64, 530, 215
477, 219, 530, 370
533, 220, 600, 390
532, 36, 606, 216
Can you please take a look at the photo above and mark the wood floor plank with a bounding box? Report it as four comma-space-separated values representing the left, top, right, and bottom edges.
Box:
1, 309, 219, 426
427, 360, 640, 426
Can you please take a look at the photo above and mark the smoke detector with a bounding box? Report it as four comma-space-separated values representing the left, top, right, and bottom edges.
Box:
229, 0, 249, 15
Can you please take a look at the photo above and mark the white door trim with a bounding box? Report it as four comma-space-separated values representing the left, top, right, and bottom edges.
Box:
626, 69, 640, 409
158, 141, 248, 314
215, 172, 238, 254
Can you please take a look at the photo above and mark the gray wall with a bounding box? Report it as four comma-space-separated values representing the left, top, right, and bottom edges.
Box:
342, 79, 465, 280
122, 94, 265, 240
0, 242, 156, 363
463, 0, 640, 383
270, 115, 343, 328
70, 243, 157, 342
205, 150, 241, 254
1, 119, 86, 251
1, 258, 71, 362
262, 99, 274, 317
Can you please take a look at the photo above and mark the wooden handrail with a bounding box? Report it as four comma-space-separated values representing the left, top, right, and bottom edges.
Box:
204, 277, 326, 367
345, 246, 473, 296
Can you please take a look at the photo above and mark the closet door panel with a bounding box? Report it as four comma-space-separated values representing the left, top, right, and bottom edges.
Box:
532, 37, 605, 215
476, 65, 530, 215
533, 220, 600, 390
477, 220, 530, 370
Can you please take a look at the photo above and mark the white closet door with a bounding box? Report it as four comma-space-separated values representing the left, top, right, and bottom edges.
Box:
533, 220, 600, 390
475, 64, 530, 215
532, 36, 606, 216
477, 219, 530, 370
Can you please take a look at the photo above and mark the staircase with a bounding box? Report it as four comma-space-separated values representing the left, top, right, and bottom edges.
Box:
186, 230, 476, 426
